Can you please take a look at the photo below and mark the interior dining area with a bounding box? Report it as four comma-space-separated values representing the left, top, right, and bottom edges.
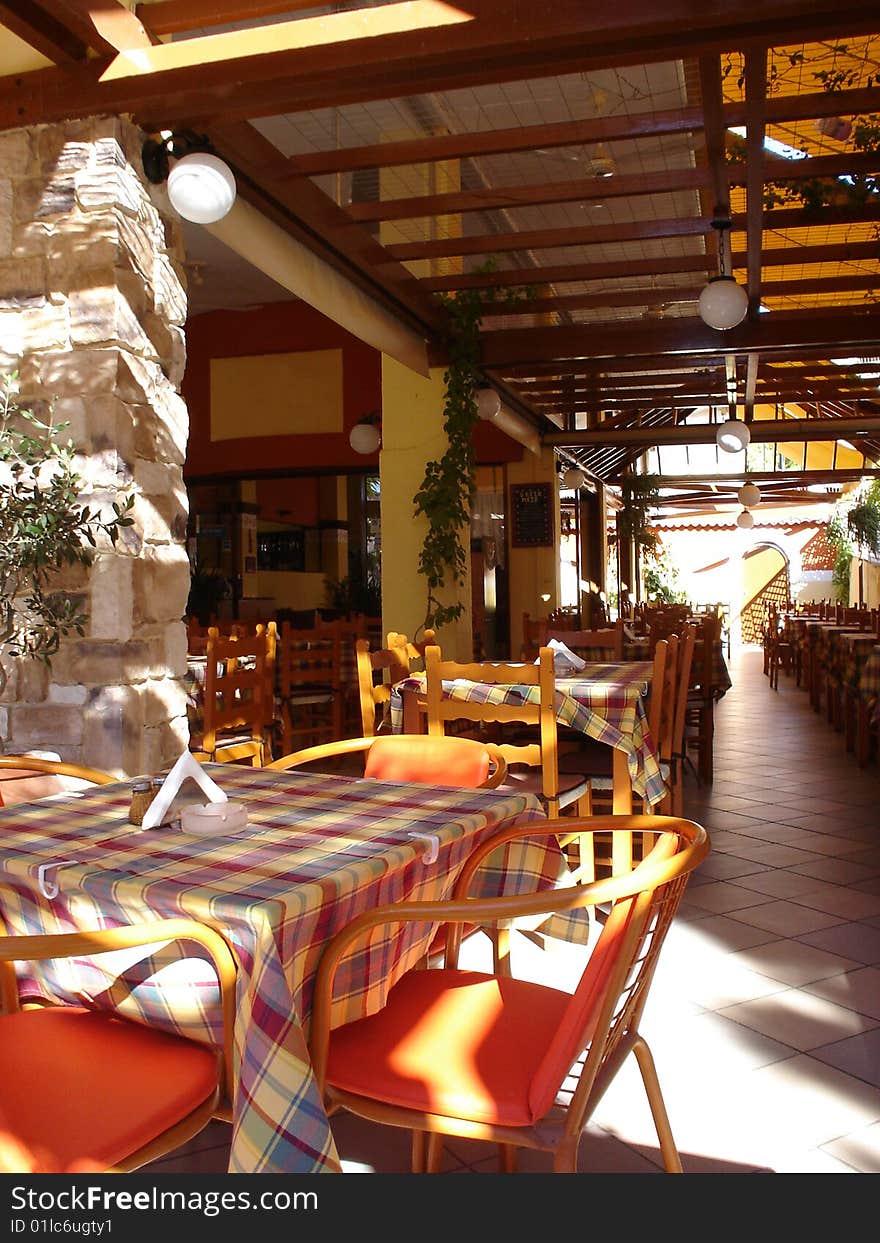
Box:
0, 1, 879, 1191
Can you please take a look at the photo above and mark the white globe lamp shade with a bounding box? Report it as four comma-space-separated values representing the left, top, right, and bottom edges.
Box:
349, 422, 381, 454
716, 417, 751, 453
476, 388, 502, 420
561, 466, 587, 489
737, 482, 761, 508
736, 508, 755, 529
167, 152, 237, 224
698, 275, 749, 330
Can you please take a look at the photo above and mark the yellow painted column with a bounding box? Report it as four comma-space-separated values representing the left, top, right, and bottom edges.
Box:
506, 449, 561, 660
378, 133, 471, 656
380, 357, 472, 656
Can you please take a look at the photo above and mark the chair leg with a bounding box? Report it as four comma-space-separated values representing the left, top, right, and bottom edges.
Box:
425, 1133, 444, 1173
631, 1034, 682, 1173
498, 1143, 518, 1173
493, 925, 512, 977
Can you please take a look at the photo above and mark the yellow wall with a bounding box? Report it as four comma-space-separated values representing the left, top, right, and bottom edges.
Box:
209, 350, 343, 439
379, 358, 472, 657
852, 559, 880, 609
255, 571, 327, 611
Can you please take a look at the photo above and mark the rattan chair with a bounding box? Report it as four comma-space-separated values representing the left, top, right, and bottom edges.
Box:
0, 755, 116, 807
0, 917, 237, 1173
268, 733, 507, 789
309, 813, 709, 1173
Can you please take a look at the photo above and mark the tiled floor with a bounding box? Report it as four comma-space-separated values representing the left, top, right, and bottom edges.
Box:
148, 647, 880, 1175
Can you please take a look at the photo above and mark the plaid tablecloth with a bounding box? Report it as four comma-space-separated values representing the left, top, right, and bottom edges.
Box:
391, 661, 667, 807
0, 764, 550, 1174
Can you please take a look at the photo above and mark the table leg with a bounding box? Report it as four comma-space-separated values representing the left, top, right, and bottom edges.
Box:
612, 749, 632, 815
402, 688, 425, 734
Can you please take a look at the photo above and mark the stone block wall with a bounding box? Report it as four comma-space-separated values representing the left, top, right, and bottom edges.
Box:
0, 116, 191, 775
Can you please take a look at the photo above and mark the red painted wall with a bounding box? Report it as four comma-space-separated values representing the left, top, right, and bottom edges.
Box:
182, 300, 523, 479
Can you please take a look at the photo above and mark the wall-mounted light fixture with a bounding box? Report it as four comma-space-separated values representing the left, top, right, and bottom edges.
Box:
476, 388, 502, 420
142, 130, 237, 224
699, 214, 748, 330
349, 412, 381, 454
561, 465, 587, 490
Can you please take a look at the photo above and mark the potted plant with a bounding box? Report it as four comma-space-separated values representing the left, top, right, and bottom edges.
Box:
0, 372, 134, 699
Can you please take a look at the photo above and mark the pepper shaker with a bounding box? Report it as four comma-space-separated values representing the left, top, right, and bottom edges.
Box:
128, 778, 155, 826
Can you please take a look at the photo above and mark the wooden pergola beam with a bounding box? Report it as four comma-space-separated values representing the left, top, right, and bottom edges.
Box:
546, 417, 880, 448
281, 84, 880, 179
420, 241, 880, 293
5, 2, 880, 132
478, 311, 880, 368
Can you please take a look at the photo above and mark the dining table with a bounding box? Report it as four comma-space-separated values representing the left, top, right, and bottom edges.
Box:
0, 762, 556, 1174
391, 660, 666, 813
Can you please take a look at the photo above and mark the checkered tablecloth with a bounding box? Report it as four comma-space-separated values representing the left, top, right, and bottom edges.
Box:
0, 764, 550, 1174
391, 661, 667, 807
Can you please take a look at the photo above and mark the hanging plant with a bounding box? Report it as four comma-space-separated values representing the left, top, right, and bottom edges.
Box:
616, 475, 661, 551
413, 263, 530, 633
0, 372, 134, 697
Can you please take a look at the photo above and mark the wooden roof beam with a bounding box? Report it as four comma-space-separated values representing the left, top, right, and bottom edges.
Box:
422, 241, 880, 293
546, 417, 880, 448
6, 2, 880, 133
478, 310, 880, 368
743, 46, 767, 312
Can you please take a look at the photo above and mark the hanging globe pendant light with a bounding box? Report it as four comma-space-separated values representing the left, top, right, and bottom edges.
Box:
699, 214, 748, 331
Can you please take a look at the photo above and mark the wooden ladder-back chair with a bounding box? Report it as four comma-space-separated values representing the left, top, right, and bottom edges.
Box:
660, 623, 696, 816
683, 611, 720, 782
316, 614, 365, 735
423, 645, 589, 820
0, 916, 237, 1173
559, 637, 678, 819
190, 622, 277, 766
0, 755, 116, 808
356, 638, 415, 737
386, 629, 436, 670
276, 622, 343, 756
309, 813, 709, 1174
544, 622, 624, 662
521, 613, 547, 660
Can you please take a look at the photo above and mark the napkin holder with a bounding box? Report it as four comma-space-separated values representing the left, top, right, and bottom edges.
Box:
539, 638, 587, 675
140, 750, 227, 830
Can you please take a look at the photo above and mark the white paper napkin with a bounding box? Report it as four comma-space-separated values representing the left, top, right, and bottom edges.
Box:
537, 637, 587, 675
141, 750, 227, 830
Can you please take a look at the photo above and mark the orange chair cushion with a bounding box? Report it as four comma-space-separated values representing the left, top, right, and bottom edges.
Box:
364, 735, 490, 788
326, 969, 570, 1126
0, 1006, 220, 1170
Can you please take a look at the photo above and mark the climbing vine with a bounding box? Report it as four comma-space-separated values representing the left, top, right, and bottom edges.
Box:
413, 265, 529, 632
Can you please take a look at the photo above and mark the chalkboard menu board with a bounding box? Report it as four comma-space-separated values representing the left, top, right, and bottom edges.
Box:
510, 482, 553, 547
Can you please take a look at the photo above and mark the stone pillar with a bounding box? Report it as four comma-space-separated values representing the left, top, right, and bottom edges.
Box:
0, 116, 190, 775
